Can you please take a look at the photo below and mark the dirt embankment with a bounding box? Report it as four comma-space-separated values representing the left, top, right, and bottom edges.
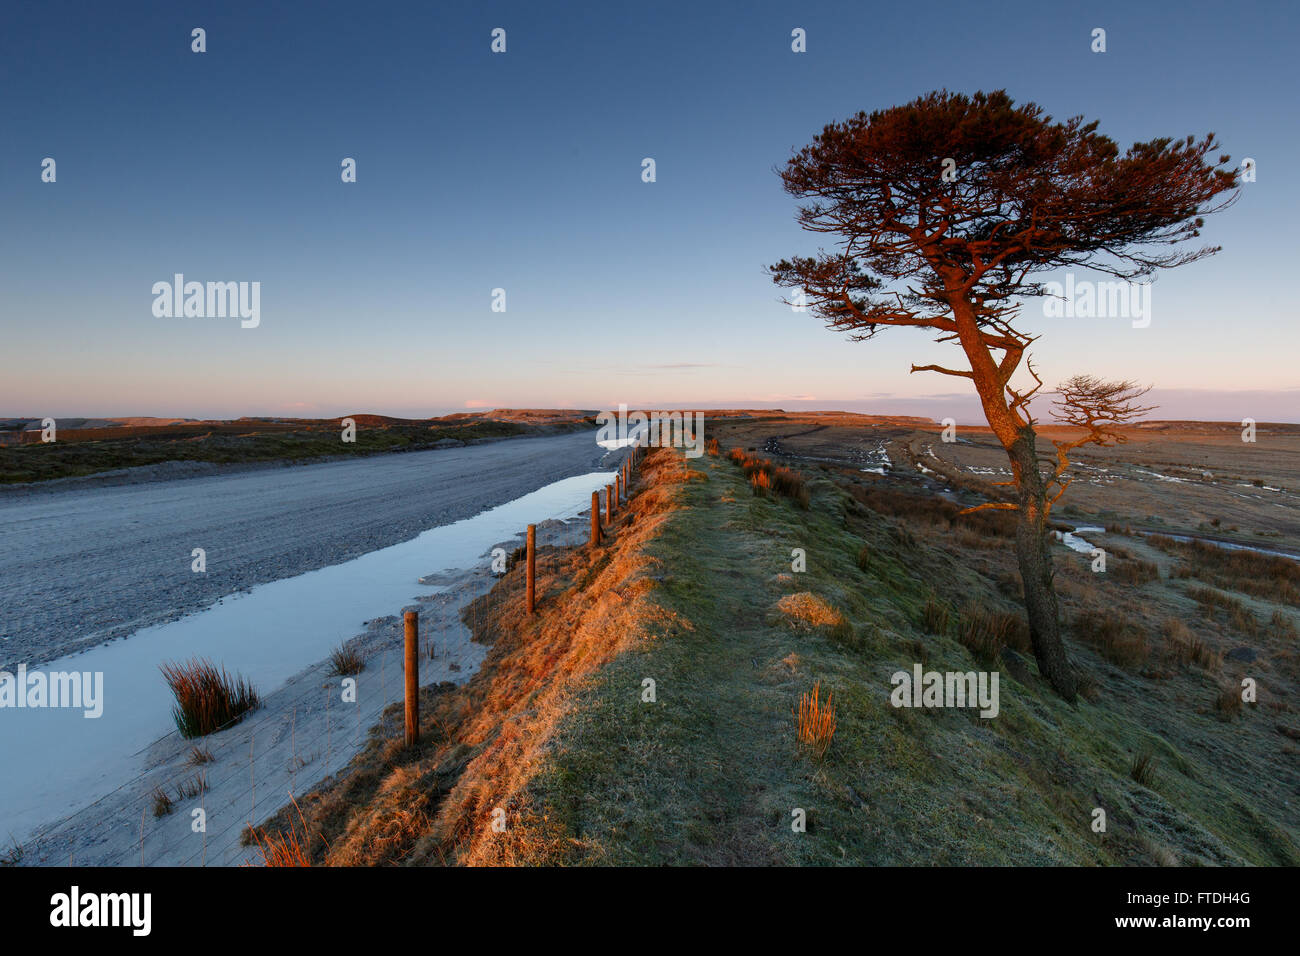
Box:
254, 447, 692, 865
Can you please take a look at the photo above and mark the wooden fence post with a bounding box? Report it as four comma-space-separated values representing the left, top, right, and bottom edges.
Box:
526, 524, 536, 615
606, 484, 614, 522
403, 610, 419, 746
590, 490, 601, 546
615, 472, 621, 505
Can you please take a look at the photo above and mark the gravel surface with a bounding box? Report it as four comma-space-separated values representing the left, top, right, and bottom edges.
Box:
0, 431, 609, 667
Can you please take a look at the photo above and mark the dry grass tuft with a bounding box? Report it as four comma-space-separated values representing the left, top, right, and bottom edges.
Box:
921, 592, 951, 635
953, 604, 1030, 662
1160, 618, 1221, 670
329, 642, 366, 676
1071, 609, 1149, 669
1112, 559, 1160, 586
174, 773, 208, 801
794, 681, 836, 761
1270, 610, 1299, 640
727, 448, 810, 508
855, 543, 871, 572
776, 592, 846, 631
249, 797, 315, 867
1215, 682, 1244, 719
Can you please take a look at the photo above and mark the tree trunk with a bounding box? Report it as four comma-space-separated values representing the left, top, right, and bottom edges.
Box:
1007, 430, 1079, 702
941, 295, 1079, 701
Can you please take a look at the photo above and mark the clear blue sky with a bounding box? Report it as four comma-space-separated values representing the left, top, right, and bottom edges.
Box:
2, 0, 1296, 422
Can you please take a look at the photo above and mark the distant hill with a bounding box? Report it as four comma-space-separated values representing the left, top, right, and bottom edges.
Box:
6, 410, 1295, 439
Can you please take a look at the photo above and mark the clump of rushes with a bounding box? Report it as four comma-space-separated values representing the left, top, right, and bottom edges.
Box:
921, 591, 951, 635
728, 448, 810, 508
174, 773, 207, 801
1112, 559, 1160, 586
954, 604, 1029, 662
856, 543, 871, 572
1071, 609, 1149, 669
151, 786, 174, 818
1215, 682, 1243, 719
160, 658, 260, 739
250, 796, 314, 867
253, 827, 312, 867
1130, 752, 1158, 788
329, 642, 366, 676
1160, 619, 1220, 670
794, 681, 837, 761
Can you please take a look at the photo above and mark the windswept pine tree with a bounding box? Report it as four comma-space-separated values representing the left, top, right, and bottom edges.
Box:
770, 90, 1237, 699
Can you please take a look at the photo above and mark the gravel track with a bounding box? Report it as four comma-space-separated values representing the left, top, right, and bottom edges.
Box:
0, 431, 608, 666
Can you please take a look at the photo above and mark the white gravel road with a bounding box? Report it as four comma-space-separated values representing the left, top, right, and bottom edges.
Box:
0, 431, 610, 667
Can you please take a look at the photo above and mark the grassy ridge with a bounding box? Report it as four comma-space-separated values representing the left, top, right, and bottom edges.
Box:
257, 446, 1298, 865
517, 451, 1295, 864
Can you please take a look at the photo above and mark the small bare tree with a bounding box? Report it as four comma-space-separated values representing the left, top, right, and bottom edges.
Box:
1046, 375, 1156, 509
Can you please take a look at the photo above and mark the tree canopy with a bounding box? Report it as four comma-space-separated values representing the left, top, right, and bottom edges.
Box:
769, 89, 1237, 401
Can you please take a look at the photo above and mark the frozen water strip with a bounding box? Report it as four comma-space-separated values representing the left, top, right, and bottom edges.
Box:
0, 471, 614, 844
